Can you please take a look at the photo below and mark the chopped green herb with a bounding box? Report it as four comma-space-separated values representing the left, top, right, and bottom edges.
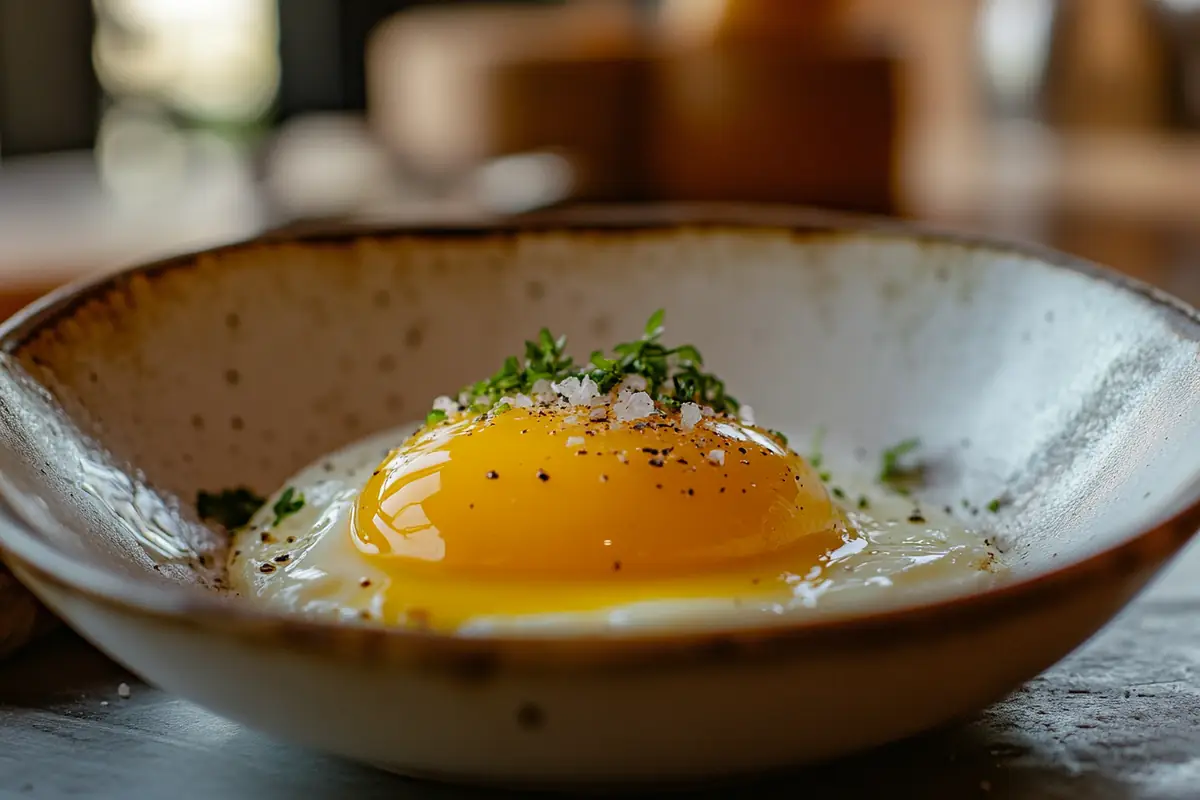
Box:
196, 487, 265, 531
831, 486, 846, 499
987, 496, 1005, 513
426, 408, 448, 426
493, 402, 512, 415
878, 438, 923, 492
272, 487, 305, 526
768, 429, 789, 447
857, 495, 870, 510
819, 470, 832, 482
428, 310, 741, 421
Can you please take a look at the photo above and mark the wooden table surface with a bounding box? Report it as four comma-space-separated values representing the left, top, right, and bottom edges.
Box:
0, 207, 1199, 798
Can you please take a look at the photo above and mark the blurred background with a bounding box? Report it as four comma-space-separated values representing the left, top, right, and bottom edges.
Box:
1, 0, 1199, 312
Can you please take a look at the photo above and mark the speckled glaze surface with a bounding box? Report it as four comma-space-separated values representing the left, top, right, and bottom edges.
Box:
0, 206, 1198, 786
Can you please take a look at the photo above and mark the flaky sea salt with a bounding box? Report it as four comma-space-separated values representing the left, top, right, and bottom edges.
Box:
680, 402, 702, 430
566, 436, 585, 447
619, 374, 648, 392
553, 376, 600, 406
589, 406, 608, 421
611, 391, 655, 422
117, 682, 131, 699
739, 404, 756, 425
551, 376, 580, 398
432, 395, 458, 414
707, 449, 726, 466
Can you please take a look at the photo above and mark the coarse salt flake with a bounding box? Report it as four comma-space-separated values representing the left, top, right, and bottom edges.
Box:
513, 393, 533, 408
566, 436, 585, 447
551, 376, 580, 398
680, 402, 702, 430
619, 374, 648, 392
432, 395, 458, 414
117, 683, 131, 699
589, 406, 608, 421
739, 404, 756, 425
707, 449, 726, 466
611, 391, 656, 422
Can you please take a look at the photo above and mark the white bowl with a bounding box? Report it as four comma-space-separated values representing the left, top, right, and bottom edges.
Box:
0, 206, 1198, 787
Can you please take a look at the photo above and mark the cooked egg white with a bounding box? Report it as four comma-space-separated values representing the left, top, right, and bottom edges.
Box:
227, 405, 1003, 636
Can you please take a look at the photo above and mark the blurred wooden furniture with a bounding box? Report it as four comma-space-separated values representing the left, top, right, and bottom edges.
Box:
368, 0, 901, 213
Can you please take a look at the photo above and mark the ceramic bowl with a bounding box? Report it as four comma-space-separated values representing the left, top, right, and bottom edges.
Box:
0, 206, 1198, 787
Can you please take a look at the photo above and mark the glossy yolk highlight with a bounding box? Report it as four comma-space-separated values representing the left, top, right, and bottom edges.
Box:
350, 408, 855, 629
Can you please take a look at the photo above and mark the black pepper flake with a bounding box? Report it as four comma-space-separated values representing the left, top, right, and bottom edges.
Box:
601, 475, 609, 483
656, 484, 663, 489
612, 560, 622, 572
738, 447, 747, 454
661, 447, 674, 455
648, 457, 665, 467
260, 532, 274, 543
286, 536, 296, 544
469, 503, 475, 509
642, 447, 660, 455
521, 429, 528, 434
740, 460, 750, 465
720, 487, 726, 493
258, 563, 276, 574
908, 511, 927, 523
741, 488, 747, 493
360, 578, 372, 587
537, 469, 550, 482
585, 430, 595, 436
577, 449, 588, 455
273, 553, 291, 563
677, 458, 689, 465
943, 505, 953, 515
486, 470, 500, 480
687, 488, 694, 496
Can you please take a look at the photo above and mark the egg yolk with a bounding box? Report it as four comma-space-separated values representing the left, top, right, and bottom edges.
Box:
348, 407, 853, 627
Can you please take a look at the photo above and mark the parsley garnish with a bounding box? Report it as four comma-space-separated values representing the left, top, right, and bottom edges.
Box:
987, 495, 1009, 513
878, 438, 922, 493
196, 487, 265, 531
430, 310, 740, 420
768, 429, 789, 447
272, 487, 305, 526
425, 408, 447, 427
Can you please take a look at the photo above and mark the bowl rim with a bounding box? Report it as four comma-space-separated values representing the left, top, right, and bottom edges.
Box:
2, 202, 1199, 673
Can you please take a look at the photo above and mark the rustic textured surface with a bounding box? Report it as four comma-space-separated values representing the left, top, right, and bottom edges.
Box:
0, 541, 1197, 799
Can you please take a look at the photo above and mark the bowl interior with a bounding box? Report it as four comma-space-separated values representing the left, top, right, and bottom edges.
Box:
1, 216, 1199, 622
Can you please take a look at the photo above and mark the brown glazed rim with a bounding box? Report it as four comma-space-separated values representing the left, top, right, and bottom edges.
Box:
1, 203, 1199, 675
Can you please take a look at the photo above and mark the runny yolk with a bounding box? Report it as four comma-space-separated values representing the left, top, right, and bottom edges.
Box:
351, 407, 847, 582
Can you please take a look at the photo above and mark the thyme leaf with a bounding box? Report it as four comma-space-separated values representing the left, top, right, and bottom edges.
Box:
271, 487, 305, 526
878, 438, 923, 493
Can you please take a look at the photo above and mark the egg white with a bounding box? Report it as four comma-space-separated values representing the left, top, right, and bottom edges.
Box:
226, 423, 1005, 635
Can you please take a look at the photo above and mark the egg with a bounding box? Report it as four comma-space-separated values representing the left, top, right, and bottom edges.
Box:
226, 404, 1002, 635
222, 312, 1003, 633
